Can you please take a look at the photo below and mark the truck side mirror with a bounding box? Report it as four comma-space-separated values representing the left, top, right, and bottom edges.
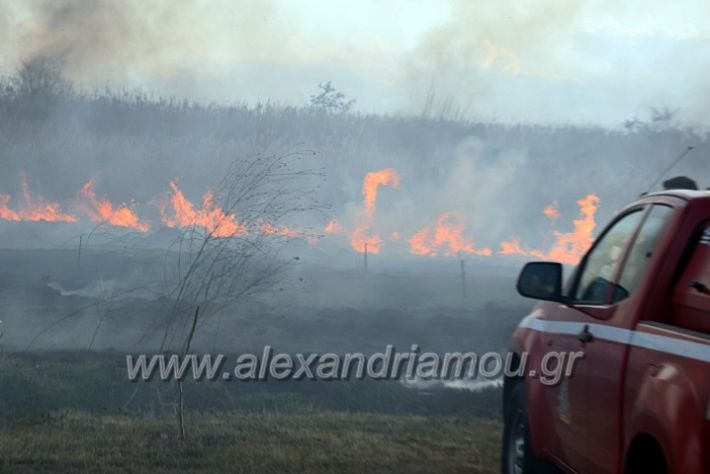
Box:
517, 262, 564, 302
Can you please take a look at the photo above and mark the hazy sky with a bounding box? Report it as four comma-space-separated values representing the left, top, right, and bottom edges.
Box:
1, 0, 709, 126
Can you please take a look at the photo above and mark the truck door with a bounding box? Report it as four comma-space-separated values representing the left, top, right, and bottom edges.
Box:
616, 218, 710, 474
671, 221, 710, 334
580, 204, 675, 473
540, 208, 647, 472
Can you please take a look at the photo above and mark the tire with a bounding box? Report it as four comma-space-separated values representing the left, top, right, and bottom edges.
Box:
624, 434, 668, 474
502, 382, 546, 474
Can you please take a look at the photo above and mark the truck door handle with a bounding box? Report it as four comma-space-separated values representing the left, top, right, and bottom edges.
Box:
577, 325, 594, 344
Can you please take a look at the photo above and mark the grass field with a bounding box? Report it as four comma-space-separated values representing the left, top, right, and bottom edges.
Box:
0, 353, 503, 473
0, 411, 501, 473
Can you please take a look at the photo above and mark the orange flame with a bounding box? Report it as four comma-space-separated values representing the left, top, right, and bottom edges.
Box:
1, 170, 601, 265
350, 224, 382, 254
160, 181, 246, 237
350, 167, 401, 253
543, 194, 599, 265
325, 218, 343, 234
79, 180, 150, 232
258, 219, 318, 244
497, 194, 600, 265
0, 177, 77, 223
0, 195, 20, 221
499, 237, 528, 256
362, 168, 400, 217
408, 212, 492, 257
543, 201, 560, 219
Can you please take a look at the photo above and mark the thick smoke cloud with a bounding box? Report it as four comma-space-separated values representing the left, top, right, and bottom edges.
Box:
403, 0, 710, 125
3, 1, 710, 125
0, 0, 292, 99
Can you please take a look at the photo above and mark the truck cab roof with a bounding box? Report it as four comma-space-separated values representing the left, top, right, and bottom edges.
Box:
644, 189, 710, 200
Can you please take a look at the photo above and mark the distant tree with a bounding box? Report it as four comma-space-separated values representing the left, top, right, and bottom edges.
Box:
624, 106, 679, 131
14, 56, 72, 99
650, 106, 678, 125
309, 81, 356, 114
623, 117, 644, 131
9, 56, 73, 119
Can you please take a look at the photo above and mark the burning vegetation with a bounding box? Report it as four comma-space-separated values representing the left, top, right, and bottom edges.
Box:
160, 181, 247, 238
408, 212, 493, 257
0, 167, 600, 265
79, 180, 150, 232
0, 176, 77, 223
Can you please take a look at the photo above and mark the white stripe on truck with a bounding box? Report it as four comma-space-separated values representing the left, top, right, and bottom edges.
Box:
519, 315, 710, 363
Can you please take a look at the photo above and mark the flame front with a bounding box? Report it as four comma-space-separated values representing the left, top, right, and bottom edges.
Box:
543, 194, 599, 264
258, 219, 318, 244
350, 167, 401, 253
325, 218, 343, 234
0, 177, 77, 223
350, 224, 382, 254
79, 180, 150, 232
1, 171, 601, 266
499, 238, 527, 256
362, 168, 400, 218
497, 194, 600, 265
0, 195, 19, 221
161, 182, 246, 238
409, 211, 492, 257
543, 202, 560, 219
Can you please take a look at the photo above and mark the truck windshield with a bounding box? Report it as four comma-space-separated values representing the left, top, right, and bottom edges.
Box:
575, 210, 644, 303
614, 205, 675, 301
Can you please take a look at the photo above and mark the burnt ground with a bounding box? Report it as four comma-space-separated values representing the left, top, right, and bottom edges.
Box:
0, 247, 530, 354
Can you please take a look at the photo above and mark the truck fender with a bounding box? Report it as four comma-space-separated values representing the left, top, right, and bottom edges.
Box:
505, 324, 548, 457
625, 363, 703, 473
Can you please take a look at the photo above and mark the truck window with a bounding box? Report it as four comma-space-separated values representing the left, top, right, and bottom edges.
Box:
671, 222, 710, 334
614, 205, 674, 302
574, 210, 644, 304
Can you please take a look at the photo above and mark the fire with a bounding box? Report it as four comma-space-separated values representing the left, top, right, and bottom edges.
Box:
258, 219, 318, 244
350, 167, 401, 253
543, 202, 560, 219
0, 177, 77, 223
408, 228, 431, 255
543, 194, 599, 265
408, 212, 492, 257
350, 224, 382, 254
0, 195, 19, 221
499, 238, 528, 256
79, 180, 150, 232
497, 194, 600, 265
325, 218, 343, 234
362, 168, 400, 217
0, 170, 601, 265
160, 181, 246, 237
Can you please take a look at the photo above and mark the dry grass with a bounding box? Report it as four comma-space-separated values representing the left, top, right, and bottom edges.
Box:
0, 410, 501, 473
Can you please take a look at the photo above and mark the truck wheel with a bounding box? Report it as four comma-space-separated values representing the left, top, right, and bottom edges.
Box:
502, 382, 544, 474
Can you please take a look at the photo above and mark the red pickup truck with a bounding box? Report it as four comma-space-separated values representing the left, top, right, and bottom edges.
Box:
502, 189, 710, 474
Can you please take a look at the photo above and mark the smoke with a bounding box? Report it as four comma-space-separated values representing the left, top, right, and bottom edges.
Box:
402, 0, 710, 125
445, 137, 528, 239
0, 0, 282, 97
406, 0, 583, 79
0, 0, 402, 107
3, 1, 710, 125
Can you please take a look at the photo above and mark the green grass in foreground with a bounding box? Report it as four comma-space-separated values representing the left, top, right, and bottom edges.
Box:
0, 411, 501, 474
0, 352, 503, 472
